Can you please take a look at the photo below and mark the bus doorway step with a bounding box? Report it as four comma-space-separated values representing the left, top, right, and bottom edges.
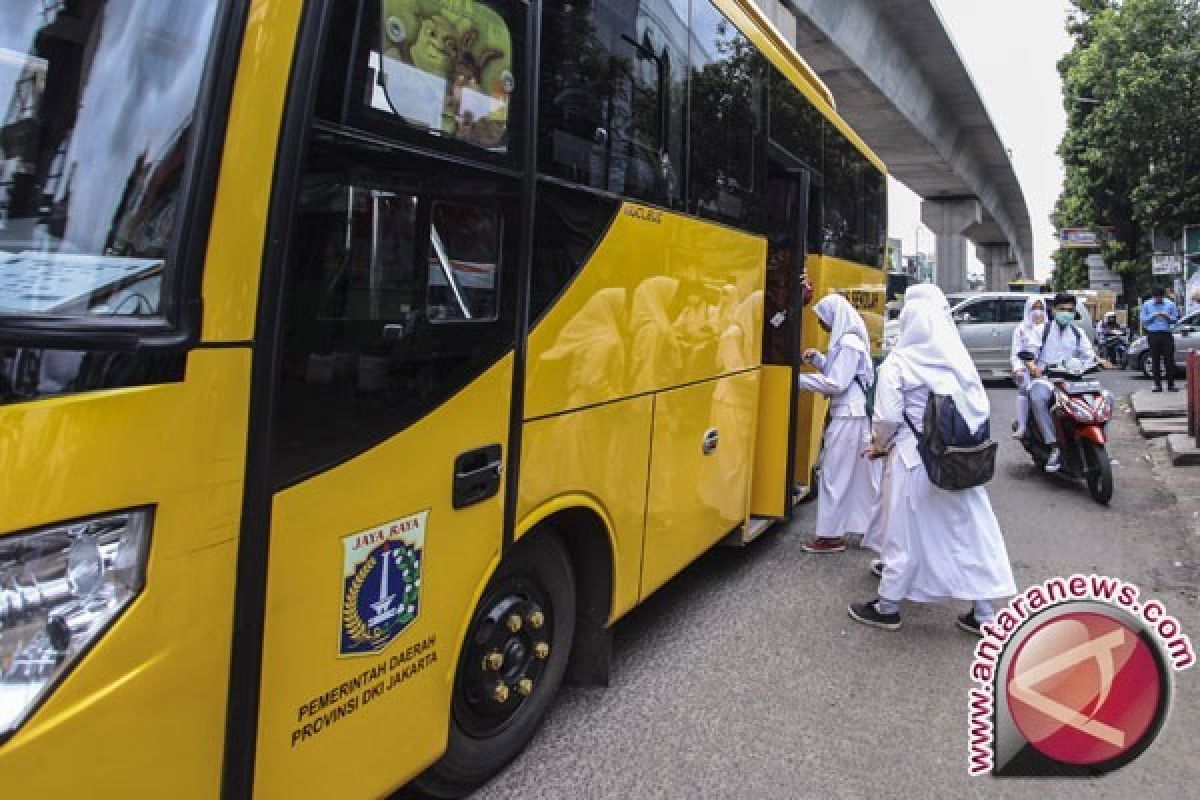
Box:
722, 516, 776, 547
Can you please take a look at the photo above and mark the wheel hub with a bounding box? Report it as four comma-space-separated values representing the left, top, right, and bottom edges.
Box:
455, 581, 553, 738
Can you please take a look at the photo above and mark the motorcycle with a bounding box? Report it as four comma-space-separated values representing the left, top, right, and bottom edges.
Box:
1015, 352, 1116, 505
1097, 328, 1129, 370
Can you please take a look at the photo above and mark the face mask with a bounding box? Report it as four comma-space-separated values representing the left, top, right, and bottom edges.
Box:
1032, 311, 1046, 325
1055, 311, 1075, 327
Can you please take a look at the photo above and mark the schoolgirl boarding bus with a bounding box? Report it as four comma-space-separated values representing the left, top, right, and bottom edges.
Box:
0, 0, 884, 796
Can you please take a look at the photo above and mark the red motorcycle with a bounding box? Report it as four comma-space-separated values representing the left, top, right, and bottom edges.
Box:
1016, 354, 1115, 505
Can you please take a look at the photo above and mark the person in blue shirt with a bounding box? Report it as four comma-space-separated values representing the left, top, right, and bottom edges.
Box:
1140, 286, 1180, 392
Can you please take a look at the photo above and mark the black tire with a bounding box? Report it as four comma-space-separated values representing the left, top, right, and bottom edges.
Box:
410, 533, 576, 798
1082, 440, 1113, 505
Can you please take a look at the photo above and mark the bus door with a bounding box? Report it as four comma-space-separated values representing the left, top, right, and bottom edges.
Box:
243, 1, 528, 796
749, 161, 810, 520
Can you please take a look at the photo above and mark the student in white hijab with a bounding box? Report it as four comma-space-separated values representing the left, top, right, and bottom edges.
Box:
796, 294, 882, 553
849, 285, 1016, 635
1010, 295, 1047, 438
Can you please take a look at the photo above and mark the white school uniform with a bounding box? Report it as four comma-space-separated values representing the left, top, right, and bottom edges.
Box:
796, 296, 882, 539
873, 362, 1017, 603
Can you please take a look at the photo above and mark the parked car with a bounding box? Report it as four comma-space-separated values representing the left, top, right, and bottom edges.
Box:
883, 291, 1095, 379
1128, 310, 1200, 379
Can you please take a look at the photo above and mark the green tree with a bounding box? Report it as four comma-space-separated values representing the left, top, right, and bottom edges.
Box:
1053, 0, 1200, 297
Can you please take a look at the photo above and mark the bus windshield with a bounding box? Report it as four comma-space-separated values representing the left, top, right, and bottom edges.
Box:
0, 1, 218, 322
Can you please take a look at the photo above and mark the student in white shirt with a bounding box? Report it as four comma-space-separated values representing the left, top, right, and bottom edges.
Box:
1010, 295, 1047, 438
1029, 293, 1106, 472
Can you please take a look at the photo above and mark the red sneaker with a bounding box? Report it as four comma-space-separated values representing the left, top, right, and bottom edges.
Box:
802, 537, 847, 554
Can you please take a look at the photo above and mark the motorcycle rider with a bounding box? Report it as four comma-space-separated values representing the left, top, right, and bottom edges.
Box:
1028, 293, 1109, 473
1096, 311, 1126, 363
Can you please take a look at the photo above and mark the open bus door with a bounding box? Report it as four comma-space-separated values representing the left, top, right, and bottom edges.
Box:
747, 159, 812, 532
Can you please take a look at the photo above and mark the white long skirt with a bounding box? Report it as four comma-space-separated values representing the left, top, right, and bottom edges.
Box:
816, 416, 881, 538
878, 456, 1017, 603
860, 455, 891, 554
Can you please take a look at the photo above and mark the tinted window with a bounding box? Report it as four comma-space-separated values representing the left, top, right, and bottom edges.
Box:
0, 1, 219, 323
768, 68, 822, 171
530, 181, 621, 322
1001, 298, 1029, 323
319, 0, 524, 160
959, 299, 998, 324
428, 203, 501, 321
688, 0, 764, 230
821, 126, 861, 261
860, 165, 885, 267
539, 0, 687, 208
272, 132, 518, 484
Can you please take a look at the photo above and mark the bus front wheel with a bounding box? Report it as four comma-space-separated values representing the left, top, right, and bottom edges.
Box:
411, 532, 576, 798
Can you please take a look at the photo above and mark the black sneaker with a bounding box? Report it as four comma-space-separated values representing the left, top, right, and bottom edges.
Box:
848, 599, 901, 631
1152, 386, 1163, 393
869, 560, 885, 579
957, 611, 983, 637
1168, 386, 1180, 392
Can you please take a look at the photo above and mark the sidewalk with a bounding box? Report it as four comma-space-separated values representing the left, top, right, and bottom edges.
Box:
1132, 388, 1200, 467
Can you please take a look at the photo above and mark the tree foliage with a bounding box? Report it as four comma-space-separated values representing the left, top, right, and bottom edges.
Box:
1053, 0, 1200, 295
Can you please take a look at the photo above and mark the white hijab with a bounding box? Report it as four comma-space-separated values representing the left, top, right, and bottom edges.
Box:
813, 294, 872, 384
1020, 295, 1047, 336
890, 284, 990, 432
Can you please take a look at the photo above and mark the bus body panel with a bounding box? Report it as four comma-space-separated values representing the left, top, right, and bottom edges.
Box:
517, 396, 654, 623
252, 357, 512, 799
0, 350, 250, 798
749, 364, 794, 518
640, 371, 759, 600
202, 0, 303, 343
525, 204, 765, 420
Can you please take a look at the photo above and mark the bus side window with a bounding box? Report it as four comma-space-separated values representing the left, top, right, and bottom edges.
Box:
538, 0, 688, 208
427, 203, 501, 322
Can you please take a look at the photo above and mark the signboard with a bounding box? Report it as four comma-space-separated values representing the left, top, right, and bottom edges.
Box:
1152, 254, 1183, 276
1085, 253, 1122, 291
0, 251, 162, 314
1186, 225, 1200, 255
1061, 228, 1102, 249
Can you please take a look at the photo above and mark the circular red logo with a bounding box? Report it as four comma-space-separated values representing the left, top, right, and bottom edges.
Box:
1005, 611, 1164, 766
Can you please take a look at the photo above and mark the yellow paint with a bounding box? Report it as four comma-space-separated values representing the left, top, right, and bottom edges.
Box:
517, 396, 654, 622
640, 372, 759, 599
202, 0, 303, 342
749, 364, 794, 517
0, 350, 249, 798
525, 203, 764, 419
253, 357, 512, 799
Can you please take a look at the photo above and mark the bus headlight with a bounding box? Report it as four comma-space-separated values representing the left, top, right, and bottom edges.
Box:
0, 509, 151, 736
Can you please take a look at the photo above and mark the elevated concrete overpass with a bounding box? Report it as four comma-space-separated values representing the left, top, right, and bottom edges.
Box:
759, 0, 1034, 292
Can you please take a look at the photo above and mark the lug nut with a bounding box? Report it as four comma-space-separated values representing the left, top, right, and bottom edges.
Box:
506, 614, 523, 633
516, 678, 534, 696
533, 642, 550, 660
492, 682, 510, 703
528, 610, 545, 630
484, 651, 504, 671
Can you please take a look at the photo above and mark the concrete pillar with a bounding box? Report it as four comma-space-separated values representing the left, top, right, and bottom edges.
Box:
920, 198, 982, 294
976, 243, 1019, 291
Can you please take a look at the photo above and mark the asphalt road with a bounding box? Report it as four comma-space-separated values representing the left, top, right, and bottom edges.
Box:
476, 368, 1199, 800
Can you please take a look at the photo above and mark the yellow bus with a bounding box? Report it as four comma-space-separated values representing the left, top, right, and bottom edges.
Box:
0, 1, 884, 796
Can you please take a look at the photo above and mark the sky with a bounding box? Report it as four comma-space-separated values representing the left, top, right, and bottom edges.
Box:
887, 0, 1075, 280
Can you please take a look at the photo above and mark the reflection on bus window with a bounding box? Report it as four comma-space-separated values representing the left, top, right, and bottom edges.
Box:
312, 188, 420, 323
369, 0, 513, 151
428, 203, 499, 321
539, 0, 687, 208
0, 1, 219, 321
